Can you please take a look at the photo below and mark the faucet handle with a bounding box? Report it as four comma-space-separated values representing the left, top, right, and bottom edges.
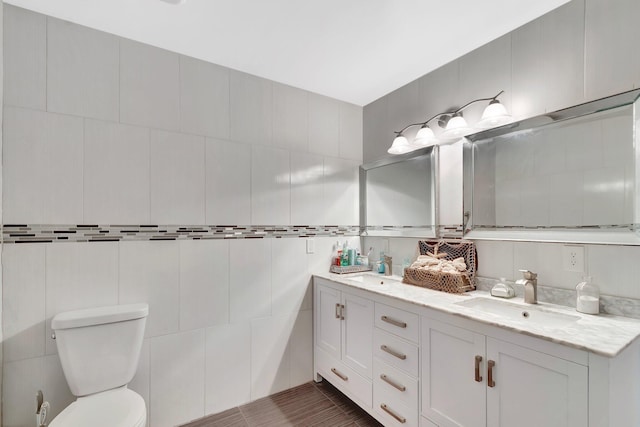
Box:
518, 269, 537, 280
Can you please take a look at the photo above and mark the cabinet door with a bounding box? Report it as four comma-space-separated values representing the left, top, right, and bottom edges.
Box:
422, 318, 486, 427
486, 338, 588, 427
342, 292, 374, 379
315, 284, 342, 359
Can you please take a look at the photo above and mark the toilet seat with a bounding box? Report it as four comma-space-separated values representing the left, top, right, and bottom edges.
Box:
49, 387, 146, 427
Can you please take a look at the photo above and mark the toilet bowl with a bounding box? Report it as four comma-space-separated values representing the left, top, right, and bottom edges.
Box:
49, 303, 149, 427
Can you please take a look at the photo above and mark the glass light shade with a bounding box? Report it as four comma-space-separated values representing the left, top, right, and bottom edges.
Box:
411, 125, 439, 148
439, 115, 473, 143
388, 134, 412, 155
476, 101, 513, 129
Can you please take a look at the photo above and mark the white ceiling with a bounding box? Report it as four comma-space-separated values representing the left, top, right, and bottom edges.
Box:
6, 0, 569, 106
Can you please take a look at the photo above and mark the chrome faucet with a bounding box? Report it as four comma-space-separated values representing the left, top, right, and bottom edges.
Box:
516, 270, 538, 304
383, 255, 392, 276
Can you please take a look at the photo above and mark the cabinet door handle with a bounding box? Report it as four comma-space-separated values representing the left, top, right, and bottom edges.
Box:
335, 303, 341, 319
381, 345, 407, 360
380, 403, 407, 424
474, 355, 483, 382
381, 315, 407, 329
488, 360, 495, 388
340, 304, 345, 320
380, 374, 406, 392
331, 367, 348, 382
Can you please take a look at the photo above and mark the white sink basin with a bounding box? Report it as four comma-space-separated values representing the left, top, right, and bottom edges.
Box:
455, 297, 580, 328
343, 273, 402, 285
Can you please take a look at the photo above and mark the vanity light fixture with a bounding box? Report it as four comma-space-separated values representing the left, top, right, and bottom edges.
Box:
388, 90, 512, 154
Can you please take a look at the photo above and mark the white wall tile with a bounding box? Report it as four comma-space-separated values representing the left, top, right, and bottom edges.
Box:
3, 357, 42, 427
583, 167, 626, 226
150, 329, 205, 427
45, 243, 119, 354
3, 244, 46, 362
519, 175, 550, 227
205, 138, 251, 224
548, 172, 583, 226
339, 102, 363, 162
229, 239, 272, 322
205, 322, 251, 415
362, 97, 388, 163
120, 39, 180, 131
251, 145, 290, 225
179, 240, 230, 330
180, 55, 230, 139
271, 238, 310, 314
289, 309, 313, 387
230, 71, 272, 145
307, 237, 341, 275
4, 5, 46, 110
250, 313, 293, 400
4, 108, 83, 224
47, 17, 119, 121
273, 83, 308, 152
587, 245, 640, 298
150, 130, 205, 225
84, 119, 150, 224
308, 93, 340, 156
290, 152, 324, 225
475, 240, 514, 280
323, 157, 359, 225
119, 241, 180, 337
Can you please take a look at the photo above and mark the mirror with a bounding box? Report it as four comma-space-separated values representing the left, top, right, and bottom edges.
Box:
360, 146, 438, 237
464, 88, 640, 244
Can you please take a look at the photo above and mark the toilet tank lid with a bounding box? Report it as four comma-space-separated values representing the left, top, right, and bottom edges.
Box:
52, 303, 149, 330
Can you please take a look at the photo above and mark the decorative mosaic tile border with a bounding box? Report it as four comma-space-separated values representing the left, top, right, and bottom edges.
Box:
2, 224, 360, 244
476, 277, 640, 319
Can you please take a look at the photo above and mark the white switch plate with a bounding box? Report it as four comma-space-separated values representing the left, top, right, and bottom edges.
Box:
306, 238, 315, 254
563, 245, 585, 272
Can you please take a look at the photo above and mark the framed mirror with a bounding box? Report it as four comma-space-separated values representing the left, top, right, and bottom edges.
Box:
360, 146, 438, 237
463, 88, 640, 244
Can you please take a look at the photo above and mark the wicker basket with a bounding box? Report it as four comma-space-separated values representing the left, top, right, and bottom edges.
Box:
402, 239, 477, 294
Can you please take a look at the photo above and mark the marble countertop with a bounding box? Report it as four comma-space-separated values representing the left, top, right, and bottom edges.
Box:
314, 272, 640, 358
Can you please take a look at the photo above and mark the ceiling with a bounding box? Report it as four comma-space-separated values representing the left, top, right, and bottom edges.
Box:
6, 0, 570, 106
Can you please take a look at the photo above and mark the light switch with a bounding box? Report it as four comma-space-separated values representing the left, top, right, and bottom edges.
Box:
306, 238, 315, 254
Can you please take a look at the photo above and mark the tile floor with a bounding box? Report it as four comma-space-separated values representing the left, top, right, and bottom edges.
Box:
181, 381, 383, 427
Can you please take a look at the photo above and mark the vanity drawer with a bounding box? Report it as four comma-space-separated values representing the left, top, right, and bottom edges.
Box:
375, 302, 419, 343
374, 386, 418, 427
315, 346, 372, 408
374, 358, 418, 409
374, 329, 419, 377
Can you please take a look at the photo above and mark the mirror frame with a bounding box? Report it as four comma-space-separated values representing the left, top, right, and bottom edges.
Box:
463, 88, 640, 245
360, 146, 439, 237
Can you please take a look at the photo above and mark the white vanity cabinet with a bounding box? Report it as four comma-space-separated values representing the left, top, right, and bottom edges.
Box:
421, 317, 588, 427
314, 278, 374, 408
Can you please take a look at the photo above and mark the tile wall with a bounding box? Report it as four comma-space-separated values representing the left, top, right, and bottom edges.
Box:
1, 5, 362, 427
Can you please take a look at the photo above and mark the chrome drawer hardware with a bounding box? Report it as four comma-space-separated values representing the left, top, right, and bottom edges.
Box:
335, 303, 341, 319
488, 360, 496, 387
381, 345, 407, 360
380, 403, 406, 423
381, 315, 407, 328
380, 374, 406, 392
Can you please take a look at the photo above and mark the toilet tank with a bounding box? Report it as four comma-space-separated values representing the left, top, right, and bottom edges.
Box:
52, 303, 148, 397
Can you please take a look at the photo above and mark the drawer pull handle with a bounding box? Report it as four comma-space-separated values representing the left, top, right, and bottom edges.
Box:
331, 368, 348, 382
340, 304, 345, 320
381, 345, 407, 360
380, 403, 406, 423
474, 355, 483, 382
380, 374, 406, 392
335, 303, 340, 319
381, 315, 407, 328
488, 360, 495, 388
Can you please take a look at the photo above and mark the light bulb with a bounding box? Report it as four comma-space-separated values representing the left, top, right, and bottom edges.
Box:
388, 134, 412, 155
412, 125, 439, 147
440, 115, 473, 143
477, 101, 512, 129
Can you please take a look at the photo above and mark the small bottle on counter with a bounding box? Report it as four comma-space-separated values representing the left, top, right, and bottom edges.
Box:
576, 276, 600, 315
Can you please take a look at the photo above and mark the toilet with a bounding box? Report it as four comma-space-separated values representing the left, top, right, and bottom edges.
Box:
49, 303, 149, 427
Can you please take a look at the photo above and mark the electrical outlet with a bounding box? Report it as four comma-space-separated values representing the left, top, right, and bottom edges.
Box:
563, 245, 585, 272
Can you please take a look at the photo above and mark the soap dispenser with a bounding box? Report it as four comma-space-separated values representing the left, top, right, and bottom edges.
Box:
491, 277, 515, 299
576, 276, 599, 315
